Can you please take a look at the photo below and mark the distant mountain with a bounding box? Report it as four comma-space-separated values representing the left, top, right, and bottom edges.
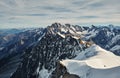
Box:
0, 28, 45, 59
0, 23, 119, 78
83, 25, 120, 55
0, 29, 25, 36
0, 28, 45, 78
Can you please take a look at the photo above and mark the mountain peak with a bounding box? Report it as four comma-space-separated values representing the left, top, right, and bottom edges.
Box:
51, 22, 62, 28
46, 23, 84, 38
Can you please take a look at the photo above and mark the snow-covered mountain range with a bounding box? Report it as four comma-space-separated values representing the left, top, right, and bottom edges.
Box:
0, 23, 120, 78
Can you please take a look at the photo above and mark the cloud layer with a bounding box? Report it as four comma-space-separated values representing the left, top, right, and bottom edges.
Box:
0, 0, 120, 28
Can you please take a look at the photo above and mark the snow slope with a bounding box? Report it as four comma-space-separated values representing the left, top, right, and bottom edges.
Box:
60, 45, 120, 78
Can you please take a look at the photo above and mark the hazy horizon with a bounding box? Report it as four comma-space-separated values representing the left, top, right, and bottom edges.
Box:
0, 0, 120, 29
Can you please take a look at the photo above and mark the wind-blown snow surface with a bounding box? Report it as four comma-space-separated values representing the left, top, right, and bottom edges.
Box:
60, 45, 120, 78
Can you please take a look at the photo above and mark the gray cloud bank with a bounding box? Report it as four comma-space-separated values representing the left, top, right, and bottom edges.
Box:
0, 0, 120, 28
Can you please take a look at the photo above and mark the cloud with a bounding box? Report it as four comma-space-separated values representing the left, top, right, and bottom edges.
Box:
39, 6, 73, 13
77, 16, 99, 19
0, 0, 120, 29
24, 14, 48, 16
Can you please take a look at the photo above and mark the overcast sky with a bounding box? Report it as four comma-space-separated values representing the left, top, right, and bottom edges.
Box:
0, 0, 120, 29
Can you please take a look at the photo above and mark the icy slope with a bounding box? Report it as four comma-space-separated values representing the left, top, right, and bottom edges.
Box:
60, 45, 120, 78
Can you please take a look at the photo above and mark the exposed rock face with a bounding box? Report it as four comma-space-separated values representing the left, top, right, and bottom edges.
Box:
11, 35, 82, 78
62, 72, 80, 78
11, 23, 85, 78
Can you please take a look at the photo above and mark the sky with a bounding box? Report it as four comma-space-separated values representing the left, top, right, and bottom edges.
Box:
0, 0, 120, 29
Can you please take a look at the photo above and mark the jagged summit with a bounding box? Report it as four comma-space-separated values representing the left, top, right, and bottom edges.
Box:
46, 23, 85, 40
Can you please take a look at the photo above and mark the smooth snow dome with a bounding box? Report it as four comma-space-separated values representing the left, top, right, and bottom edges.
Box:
60, 45, 120, 78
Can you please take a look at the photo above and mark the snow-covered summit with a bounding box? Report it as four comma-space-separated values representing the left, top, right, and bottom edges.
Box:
60, 45, 120, 78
